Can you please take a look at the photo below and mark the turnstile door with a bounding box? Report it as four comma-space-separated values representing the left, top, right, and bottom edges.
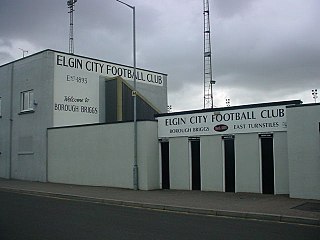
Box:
161, 142, 170, 189
224, 138, 235, 192
261, 137, 274, 194
191, 140, 201, 190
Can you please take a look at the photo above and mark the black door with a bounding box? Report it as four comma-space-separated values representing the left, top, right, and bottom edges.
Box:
261, 136, 274, 194
224, 137, 235, 192
191, 140, 201, 190
161, 142, 170, 189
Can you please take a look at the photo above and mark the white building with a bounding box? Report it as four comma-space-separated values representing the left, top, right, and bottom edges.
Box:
0, 49, 319, 199
0, 49, 167, 183
156, 101, 320, 200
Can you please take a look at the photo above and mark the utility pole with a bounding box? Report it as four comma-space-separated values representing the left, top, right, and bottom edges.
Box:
115, 0, 138, 190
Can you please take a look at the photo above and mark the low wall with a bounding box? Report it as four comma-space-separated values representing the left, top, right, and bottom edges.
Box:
48, 121, 159, 190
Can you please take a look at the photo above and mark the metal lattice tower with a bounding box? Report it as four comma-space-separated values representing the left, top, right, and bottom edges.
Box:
203, 0, 215, 108
67, 0, 77, 54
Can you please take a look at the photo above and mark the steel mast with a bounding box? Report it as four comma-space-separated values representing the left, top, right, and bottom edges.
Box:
203, 0, 215, 108
67, 0, 77, 54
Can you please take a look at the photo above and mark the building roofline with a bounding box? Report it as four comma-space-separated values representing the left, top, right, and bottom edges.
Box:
0, 49, 168, 76
0, 49, 49, 68
156, 100, 302, 117
47, 119, 157, 130
286, 102, 320, 108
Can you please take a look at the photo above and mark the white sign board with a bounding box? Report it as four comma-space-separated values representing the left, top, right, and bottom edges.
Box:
157, 105, 288, 138
53, 53, 165, 127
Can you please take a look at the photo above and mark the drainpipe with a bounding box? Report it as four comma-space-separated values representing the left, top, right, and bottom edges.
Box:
9, 63, 14, 179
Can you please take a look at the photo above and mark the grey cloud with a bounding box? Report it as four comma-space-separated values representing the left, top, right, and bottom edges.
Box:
0, 51, 14, 63
213, 0, 255, 18
0, 0, 319, 109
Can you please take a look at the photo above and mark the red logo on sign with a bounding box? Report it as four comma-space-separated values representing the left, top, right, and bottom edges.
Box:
214, 124, 228, 132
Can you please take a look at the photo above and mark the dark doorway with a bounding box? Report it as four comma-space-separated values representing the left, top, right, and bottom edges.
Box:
190, 139, 201, 190
260, 135, 274, 194
161, 141, 170, 189
223, 136, 235, 192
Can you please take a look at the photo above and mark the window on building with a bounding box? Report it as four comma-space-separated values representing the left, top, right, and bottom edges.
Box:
20, 90, 34, 112
0, 97, 2, 117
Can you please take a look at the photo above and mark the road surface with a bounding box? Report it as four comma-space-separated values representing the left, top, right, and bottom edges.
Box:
0, 190, 318, 240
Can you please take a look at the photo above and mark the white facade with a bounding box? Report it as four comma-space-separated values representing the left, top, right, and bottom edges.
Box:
53, 52, 166, 126
0, 49, 167, 183
287, 103, 320, 200
156, 101, 320, 199
48, 121, 159, 190
1, 50, 319, 200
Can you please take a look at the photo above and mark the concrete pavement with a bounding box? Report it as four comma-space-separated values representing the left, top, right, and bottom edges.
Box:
0, 178, 319, 226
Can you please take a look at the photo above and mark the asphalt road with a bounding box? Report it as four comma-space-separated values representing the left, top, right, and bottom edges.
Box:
0, 190, 319, 240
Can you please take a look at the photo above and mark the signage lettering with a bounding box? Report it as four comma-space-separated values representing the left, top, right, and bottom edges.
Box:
261, 109, 284, 118
85, 60, 104, 73
212, 111, 256, 122
165, 117, 186, 126
56, 54, 164, 86
190, 115, 208, 124
158, 106, 288, 138
57, 54, 83, 69
54, 53, 166, 127
54, 103, 98, 114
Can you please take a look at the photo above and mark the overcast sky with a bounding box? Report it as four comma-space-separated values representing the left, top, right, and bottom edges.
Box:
0, 0, 319, 111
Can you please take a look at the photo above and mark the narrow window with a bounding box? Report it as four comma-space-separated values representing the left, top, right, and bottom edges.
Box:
0, 97, 2, 117
20, 90, 34, 112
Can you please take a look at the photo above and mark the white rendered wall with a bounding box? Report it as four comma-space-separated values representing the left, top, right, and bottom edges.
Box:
48, 121, 159, 190
287, 104, 320, 200
235, 133, 261, 193
169, 137, 190, 190
273, 132, 289, 194
167, 132, 289, 194
3, 51, 54, 182
200, 135, 223, 191
137, 121, 160, 190
0, 64, 12, 178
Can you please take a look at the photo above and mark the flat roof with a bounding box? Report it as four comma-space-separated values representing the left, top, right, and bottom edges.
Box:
0, 49, 167, 76
286, 102, 320, 108
156, 100, 302, 117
